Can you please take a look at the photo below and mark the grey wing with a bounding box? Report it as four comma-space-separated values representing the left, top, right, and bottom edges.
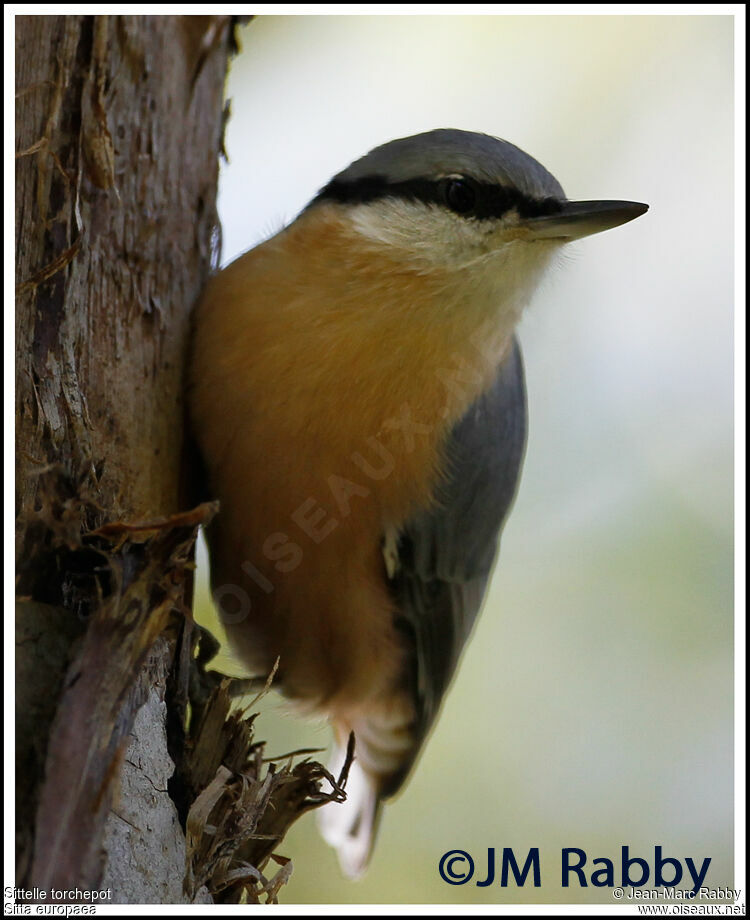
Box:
385, 337, 527, 794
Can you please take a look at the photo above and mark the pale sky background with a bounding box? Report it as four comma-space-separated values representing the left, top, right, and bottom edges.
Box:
193, 13, 736, 905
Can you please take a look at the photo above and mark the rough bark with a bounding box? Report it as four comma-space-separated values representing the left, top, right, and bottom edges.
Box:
15, 15, 228, 528
15, 12, 231, 900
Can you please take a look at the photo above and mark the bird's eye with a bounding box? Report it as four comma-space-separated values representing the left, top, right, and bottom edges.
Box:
440, 176, 478, 215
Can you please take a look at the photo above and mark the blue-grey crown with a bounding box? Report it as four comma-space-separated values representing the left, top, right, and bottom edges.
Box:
311, 129, 565, 221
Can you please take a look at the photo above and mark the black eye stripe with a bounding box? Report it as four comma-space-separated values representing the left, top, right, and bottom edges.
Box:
312, 174, 563, 220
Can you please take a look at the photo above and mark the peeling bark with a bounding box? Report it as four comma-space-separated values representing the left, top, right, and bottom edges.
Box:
15, 15, 226, 533
15, 13, 228, 899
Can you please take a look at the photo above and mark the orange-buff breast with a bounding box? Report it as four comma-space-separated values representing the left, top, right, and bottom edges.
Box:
189, 205, 510, 719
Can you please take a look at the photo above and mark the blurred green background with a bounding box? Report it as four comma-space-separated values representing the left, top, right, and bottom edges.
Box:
193, 14, 735, 905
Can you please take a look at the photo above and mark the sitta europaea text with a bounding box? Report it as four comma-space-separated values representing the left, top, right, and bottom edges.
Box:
189, 129, 648, 878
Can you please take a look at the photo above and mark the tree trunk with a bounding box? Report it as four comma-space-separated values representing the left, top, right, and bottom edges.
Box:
14, 13, 209, 904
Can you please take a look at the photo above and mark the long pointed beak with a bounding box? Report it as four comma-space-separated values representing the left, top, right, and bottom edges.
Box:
526, 199, 649, 241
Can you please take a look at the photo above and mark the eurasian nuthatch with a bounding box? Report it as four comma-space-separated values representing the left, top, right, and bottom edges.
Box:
189, 129, 648, 878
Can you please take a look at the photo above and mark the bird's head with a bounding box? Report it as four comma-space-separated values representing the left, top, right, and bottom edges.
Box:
304, 128, 647, 306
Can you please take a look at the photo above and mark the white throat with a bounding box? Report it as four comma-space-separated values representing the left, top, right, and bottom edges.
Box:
346, 197, 561, 332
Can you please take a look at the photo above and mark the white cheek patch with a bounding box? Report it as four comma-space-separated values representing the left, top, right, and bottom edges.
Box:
348, 199, 492, 268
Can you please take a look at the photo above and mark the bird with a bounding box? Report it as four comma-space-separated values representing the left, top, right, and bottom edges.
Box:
188, 128, 648, 879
